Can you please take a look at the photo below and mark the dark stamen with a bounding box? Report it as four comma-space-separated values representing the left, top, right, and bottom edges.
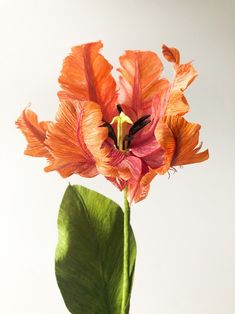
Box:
100, 121, 118, 148
134, 114, 151, 125
129, 115, 151, 136
124, 114, 151, 149
117, 104, 122, 114
123, 134, 132, 150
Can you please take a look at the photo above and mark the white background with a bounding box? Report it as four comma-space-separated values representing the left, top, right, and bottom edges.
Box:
1, 0, 235, 313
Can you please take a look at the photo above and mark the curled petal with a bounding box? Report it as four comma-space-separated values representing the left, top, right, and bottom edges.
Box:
163, 45, 198, 116
16, 108, 51, 158
59, 41, 117, 122
118, 49, 169, 119
140, 168, 157, 188
162, 44, 180, 64
131, 183, 150, 204
45, 97, 108, 178
157, 116, 209, 168
166, 63, 198, 116
173, 63, 197, 91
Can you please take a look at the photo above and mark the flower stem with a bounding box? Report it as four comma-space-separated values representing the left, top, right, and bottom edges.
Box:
121, 187, 130, 314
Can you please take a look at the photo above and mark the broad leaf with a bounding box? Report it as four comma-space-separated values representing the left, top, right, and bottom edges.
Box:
55, 185, 136, 314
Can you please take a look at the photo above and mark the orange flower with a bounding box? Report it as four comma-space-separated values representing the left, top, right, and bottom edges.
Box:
16, 41, 208, 203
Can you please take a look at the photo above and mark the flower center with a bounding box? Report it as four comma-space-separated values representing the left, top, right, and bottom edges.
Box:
101, 105, 151, 152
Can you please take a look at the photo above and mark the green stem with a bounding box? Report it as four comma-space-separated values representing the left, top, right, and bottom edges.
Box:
121, 187, 130, 314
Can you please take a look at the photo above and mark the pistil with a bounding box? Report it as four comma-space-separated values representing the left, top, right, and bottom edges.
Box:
110, 108, 133, 152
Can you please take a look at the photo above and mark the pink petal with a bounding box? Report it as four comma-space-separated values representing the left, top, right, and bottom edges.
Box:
127, 159, 149, 204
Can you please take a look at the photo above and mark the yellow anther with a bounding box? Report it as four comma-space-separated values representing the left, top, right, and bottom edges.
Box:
111, 111, 133, 151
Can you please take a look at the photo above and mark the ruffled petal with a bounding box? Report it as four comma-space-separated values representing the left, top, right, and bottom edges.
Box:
162, 45, 198, 116
167, 63, 197, 115
118, 49, 169, 120
45, 97, 108, 178
162, 44, 180, 64
16, 108, 51, 158
59, 41, 117, 122
158, 115, 209, 168
139, 168, 158, 189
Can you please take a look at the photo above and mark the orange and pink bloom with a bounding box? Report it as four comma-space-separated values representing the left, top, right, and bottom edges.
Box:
16, 41, 209, 203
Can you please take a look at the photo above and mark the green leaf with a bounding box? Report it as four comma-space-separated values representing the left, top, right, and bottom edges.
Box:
55, 185, 136, 314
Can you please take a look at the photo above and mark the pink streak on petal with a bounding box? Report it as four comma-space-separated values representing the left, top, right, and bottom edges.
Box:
122, 155, 142, 180
106, 141, 126, 166
130, 90, 168, 149
127, 159, 149, 204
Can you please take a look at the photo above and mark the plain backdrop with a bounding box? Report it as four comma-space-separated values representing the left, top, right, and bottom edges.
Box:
0, 0, 235, 313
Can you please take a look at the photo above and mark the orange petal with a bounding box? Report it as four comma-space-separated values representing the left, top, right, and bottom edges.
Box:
118, 50, 169, 119
163, 44, 198, 116
129, 180, 150, 204
16, 108, 51, 158
79, 100, 109, 164
163, 115, 209, 166
45, 97, 108, 178
155, 118, 176, 174
174, 63, 197, 90
162, 44, 180, 64
140, 168, 157, 187
133, 166, 163, 203
59, 41, 117, 122
97, 143, 132, 180
166, 63, 198, 116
